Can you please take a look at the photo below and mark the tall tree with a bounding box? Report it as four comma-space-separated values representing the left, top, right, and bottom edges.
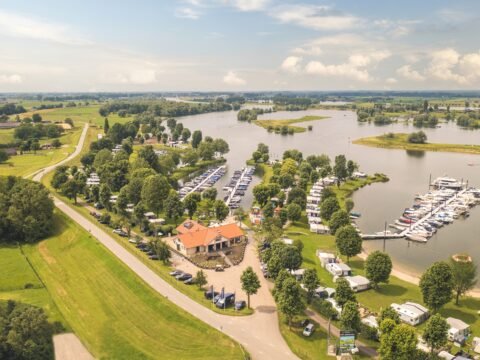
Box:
450, 256, 477, 305
320, 197, 340, 221
191, 130, 202, 148
341, 301, 361, 332
329, 209, 350, 235
241, 266, 261, 309
335, 278, 356, 307
423, 313, 448, 356
214, 200, 229, 222
365, 251, 392, 288
99, 183, 112, 210
104, 117, 110, 133
303, 269, 320, 304
379, 321, 417, 360
164, 191, 184, 225
286, 203, 302, 223
277, 277, 305, 328
333, 155, 348, 184
152, 240, 171, 264
141, 175, 171, 216
183, 193, 201, 219
335, 225, 362, 262
419, 261, 454, 312
196, 270, 207, 289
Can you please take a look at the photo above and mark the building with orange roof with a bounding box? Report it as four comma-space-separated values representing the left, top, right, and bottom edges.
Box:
173, 220, 245, 256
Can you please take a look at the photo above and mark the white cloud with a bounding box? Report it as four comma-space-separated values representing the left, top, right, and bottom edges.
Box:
396, 65, 426, 81
292, 34, 366, 56
459, 52, 480, 78
270, 5, 360, 31
304, 50, 390, 82
0, 74, 22, 84
386, 77, 397, 84
223, 71, 246, 85
175, 7, 201, 19
0, 10, 89, 45
231, 0, 269, 11
427, 48, 467, 84
281, 56, 302, 73
101, 69, 157, 85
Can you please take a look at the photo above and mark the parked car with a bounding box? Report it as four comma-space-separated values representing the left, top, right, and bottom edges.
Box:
140, 247, 150, 252
128, 238, 138, 244
94, 202, 104, 209
204, 290, 219, 300
215, 265, 224, 272
136, 243, 147, 249
176, 273, 192, 281
89, 211, 100, 218
112, 229, 128, 237
148, 254, 159, 260
234, 300, 246, 311
183, 278, 194, 285
303, 323, 315, 337
170, 270, 183, 276
216, 293, 235, 309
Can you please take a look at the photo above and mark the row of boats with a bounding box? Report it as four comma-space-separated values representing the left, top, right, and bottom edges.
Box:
178, 166, 226, 199
387, 179, 480, 243
223, 167, 255, 209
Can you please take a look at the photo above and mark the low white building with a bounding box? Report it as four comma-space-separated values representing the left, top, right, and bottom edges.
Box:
310, 223, 330, 234
391, 302, 429, 326
307, 195, 321, 205
317, 251, 336, 267
326, 298, 342, 316
326, 262, 352, 277
446, 317, 470, 343
290, 269, 305, 280
344, 275, 371, 292
438, 351, 455, 360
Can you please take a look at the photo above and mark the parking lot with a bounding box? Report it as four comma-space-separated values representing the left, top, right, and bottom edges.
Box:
171, 229, 276, 310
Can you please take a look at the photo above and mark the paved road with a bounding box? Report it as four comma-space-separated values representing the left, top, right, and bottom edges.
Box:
34, 123, 297, 360
53, 334, 94, 360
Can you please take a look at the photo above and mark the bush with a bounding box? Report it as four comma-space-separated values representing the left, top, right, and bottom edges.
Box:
360, 323, 379, 341
408, 131, 427, 144
314, 299, 338, 319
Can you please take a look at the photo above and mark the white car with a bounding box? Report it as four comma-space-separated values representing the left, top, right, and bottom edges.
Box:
303, 323, 314, 337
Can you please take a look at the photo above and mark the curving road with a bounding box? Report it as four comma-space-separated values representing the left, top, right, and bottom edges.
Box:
34, 123, 298, 360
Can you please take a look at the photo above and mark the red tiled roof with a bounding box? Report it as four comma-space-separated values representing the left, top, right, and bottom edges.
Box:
176, 220, 207, 234
176, 221, 244, 249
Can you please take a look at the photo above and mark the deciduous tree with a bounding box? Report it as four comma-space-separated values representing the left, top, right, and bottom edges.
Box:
241, 266, 261, 309
419, 261, 454, 312
365, 251, 392, 288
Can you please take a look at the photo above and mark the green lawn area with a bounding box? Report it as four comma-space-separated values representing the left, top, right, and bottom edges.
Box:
354, 133, 480, 155
23, 212, 245, 359
254, 115, 328, 133
0, 128, 82, 177
18, 104, 133, 127
0, 128, 15, 143
279, 314, 335, 359
0, 245, 65, 323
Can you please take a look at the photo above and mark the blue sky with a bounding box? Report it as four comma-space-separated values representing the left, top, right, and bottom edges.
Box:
1, 0, 480, 91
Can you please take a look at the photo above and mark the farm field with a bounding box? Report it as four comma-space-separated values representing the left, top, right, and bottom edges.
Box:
23, 212, 245, 359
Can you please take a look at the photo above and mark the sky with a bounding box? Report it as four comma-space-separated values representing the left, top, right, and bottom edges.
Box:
1, 0, 480, 92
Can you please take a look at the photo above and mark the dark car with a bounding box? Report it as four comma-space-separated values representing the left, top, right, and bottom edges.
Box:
148, 254, 159, 260
216, 293, 235, 309
204, 290, 219, 300
215, 265, 224, 272
94, 202, 104, 210
234, 300, 246, 311
183, 277, 194, 285
176, 273, 192, 281
89, 211, 100, 218
113, 229, 128, 237
170, 270, 183, 276
136, 243, 147, 249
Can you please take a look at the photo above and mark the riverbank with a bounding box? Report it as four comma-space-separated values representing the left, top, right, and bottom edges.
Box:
254, 115, 328, 133
353, 133, 480, 155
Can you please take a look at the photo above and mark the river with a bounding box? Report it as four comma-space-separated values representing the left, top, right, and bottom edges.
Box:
178, 108, 480, 277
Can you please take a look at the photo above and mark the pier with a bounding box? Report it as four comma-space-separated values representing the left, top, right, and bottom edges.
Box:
361, 188, 468, 240
225, 167, 253, 208
180, 165, 226, 200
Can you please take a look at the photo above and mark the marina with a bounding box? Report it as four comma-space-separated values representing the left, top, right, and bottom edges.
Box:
224, 166, 255, 210
361, 177, 480, 243
178, 165, 226, 200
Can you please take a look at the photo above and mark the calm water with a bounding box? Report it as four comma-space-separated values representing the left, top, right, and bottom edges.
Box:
178, 108, 480, 276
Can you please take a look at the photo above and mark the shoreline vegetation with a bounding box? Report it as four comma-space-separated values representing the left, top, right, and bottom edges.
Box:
253, 115, 329, 134
353, 133, 480, 155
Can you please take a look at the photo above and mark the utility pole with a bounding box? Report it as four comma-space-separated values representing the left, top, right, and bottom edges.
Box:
383, 221, 387, 252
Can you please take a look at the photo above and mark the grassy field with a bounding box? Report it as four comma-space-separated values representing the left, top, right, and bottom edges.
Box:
0, 128, 82, 177
18, 104, 133, 127
0, 128, 15, 143
353, 133, 480, 155
254, 115, 328, 133
23, 212, 245, 359
0, 245, 66, 323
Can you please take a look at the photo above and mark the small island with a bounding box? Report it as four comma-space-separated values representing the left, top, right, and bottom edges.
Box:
253, 115, 328, 134
353, 132, 480, 155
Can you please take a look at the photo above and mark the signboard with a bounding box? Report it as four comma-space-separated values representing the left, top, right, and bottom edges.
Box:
339, 330, 356, 354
